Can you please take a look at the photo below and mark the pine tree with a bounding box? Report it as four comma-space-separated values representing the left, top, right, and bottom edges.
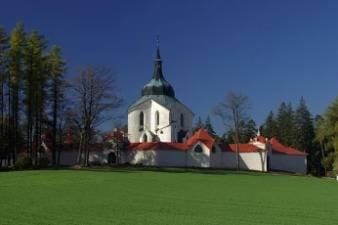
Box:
242, 119, 257, 142
293, 97, 314, 151
193, 116, 204, 132
276, 102, 294, 146
204, 115, 216, 136
47, 45, 66, 166
262, 111, 277, 138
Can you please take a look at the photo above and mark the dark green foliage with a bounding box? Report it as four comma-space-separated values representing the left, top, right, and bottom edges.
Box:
222, 119, 257, 144
293, 97, 315, 151
261, 111, 277, 138
38, 156, 49, 168
276, 102, 294, 146
193, 116, 204, 132
14, 154, 32, 169
204, 115, 216, 136
0, 23, 66, 168
315, 97, 338, 174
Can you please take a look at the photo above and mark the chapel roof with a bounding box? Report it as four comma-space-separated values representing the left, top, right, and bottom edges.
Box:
140, 46, 175, 98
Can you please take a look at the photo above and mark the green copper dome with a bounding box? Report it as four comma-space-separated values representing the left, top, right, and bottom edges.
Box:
141, 47, 175, 98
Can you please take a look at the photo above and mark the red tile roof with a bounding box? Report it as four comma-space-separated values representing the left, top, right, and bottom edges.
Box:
127, 142, 188, 151
186, 128, 215, 149
223, 144, 262, 153
256, 136, 268, 143
270, 138, 307, 156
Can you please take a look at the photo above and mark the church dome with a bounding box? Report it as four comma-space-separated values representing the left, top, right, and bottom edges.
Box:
141, 47, 175, 98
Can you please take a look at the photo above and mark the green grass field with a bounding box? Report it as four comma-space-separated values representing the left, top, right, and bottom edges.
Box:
0, 169, 338, 225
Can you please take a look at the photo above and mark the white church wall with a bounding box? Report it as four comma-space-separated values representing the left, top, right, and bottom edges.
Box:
187, 142, 210, 168
150, 101, 171, 142
270, 154, 307, 174
128, 101, 152, 143
170, 103, 193, 141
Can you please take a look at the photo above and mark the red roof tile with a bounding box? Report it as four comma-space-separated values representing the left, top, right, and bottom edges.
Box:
270, 138, 306, 156
186, 128, 215, 149
127, 142, 188, 151
223, 144, 262, 153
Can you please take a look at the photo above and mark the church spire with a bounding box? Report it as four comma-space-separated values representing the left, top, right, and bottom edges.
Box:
153, 36, 164, 79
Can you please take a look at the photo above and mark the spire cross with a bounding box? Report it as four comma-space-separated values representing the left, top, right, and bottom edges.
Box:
156, 35, 160, 48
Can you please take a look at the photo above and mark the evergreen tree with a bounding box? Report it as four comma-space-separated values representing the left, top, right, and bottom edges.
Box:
193, 116, 204, 132
261, 111, 277, 138
242, 119, 257, 142
276, 102, 294, 146
47, 45, 66, 166
204, 115, 216, 136
293, 97, 315, 151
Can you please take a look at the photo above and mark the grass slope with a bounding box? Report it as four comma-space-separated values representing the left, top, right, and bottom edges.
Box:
0, 169, 337, 225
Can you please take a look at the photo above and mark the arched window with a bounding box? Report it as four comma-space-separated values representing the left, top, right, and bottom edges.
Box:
142, 134, 148, 143
139, 112, 144, 127
194, 145, 203, 153
180, 113, 184, 127
155, 111, 160, 126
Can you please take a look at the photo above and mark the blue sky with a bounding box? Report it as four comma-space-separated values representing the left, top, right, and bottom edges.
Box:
1, 0, 338, 134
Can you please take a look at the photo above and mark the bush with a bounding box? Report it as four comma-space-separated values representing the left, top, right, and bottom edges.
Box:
15, 155, 32, 170
321, 152, 336, 174
38, 156, 49, 168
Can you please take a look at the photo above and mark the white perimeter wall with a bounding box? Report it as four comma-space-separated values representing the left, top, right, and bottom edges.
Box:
221, 152, 267, 172
187, 142, 210, 168
270, 154, 307, 174
122, 149, 186, 167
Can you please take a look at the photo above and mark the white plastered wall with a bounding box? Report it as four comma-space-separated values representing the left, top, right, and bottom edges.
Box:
187, 142, 210, 168
221, 151, 267, 171
270, 154, 307, 174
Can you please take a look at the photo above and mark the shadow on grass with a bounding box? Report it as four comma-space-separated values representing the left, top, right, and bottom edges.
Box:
56, 165, 271, 177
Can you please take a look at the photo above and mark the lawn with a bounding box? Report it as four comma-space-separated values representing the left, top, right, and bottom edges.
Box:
0, 169, 337, 225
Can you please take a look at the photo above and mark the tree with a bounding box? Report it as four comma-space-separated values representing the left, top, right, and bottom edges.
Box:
23, 30, 47, 165
242, 119, 257, 142
204, 115, 216, 136
276, 102, 294, 146
70, 66, 122, 166
0, 27, 9, 166
213, 91, 250, 169
47, 45, 66, 166
261, 111, 277, 138
193, 116, 204, 132
293, 97, 318, 173
8, 22, 26, 164
313, 97, 338, 175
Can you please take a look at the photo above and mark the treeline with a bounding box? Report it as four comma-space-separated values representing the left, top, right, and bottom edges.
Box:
260, 97, 338, 175
0, 23, 66, 167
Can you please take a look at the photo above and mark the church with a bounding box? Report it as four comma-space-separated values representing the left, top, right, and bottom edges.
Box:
121, 45, 308, 174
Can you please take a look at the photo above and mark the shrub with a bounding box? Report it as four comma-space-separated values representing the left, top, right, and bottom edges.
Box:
321, 152, 336, 174
15, 155, 32, 170
38, 156, 49, 168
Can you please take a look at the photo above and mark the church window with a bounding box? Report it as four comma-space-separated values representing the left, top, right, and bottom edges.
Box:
194, 145, 203, 153
180, 113, 184, 127
155, 111, 160, 126
139, 112, 144, 127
